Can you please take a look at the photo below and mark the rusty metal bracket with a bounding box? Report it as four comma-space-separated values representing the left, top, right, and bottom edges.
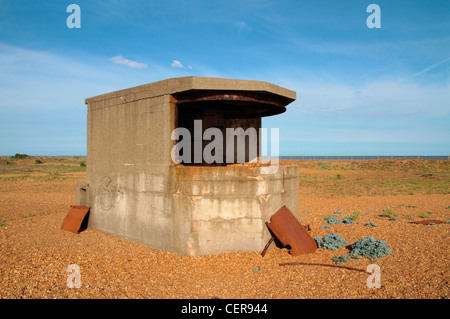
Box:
61, 205, 91, 234
279, 262, 367, 273
260, 235, 275, 257
264, 205, 317, 256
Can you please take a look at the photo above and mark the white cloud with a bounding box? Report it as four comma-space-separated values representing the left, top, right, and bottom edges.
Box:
171, 60, 184, 68
109, 55, 147, 69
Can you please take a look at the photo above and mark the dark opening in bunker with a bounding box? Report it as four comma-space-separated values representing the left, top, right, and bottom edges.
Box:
173, 90, 290, 166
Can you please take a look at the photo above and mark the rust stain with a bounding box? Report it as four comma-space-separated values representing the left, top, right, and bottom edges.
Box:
176, 93, 286, 108
61, 205, 90, 234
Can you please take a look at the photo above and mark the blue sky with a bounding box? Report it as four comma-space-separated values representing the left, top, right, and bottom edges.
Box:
0, 0, 449, 156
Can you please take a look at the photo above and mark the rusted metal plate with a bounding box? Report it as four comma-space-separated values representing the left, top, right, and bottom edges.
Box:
176, 93, 286, 108
266, 205, 317, 256
410, 219, 444, 225
61, 205, 90, 234
174, 90, 290, 118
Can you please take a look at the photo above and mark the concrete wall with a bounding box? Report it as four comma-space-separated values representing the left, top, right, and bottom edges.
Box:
84, 93, 177, 251
171, 165, 299, 256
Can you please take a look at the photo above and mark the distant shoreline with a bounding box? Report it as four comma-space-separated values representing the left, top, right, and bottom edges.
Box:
280, 155, 450, 161
1, 155, 449, 161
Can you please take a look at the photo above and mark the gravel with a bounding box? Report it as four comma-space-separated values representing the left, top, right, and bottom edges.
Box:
0, 176, 449, 299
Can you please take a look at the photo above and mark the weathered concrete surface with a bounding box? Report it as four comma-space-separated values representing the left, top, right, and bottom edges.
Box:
171, 165, 299, 255
80, 76, 298, 256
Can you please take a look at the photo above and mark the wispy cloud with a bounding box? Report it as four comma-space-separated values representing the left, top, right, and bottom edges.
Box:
109, 55, 147, 69
404, 56, 450, 81
171, 60, 184, 68
171, 60, 193, 69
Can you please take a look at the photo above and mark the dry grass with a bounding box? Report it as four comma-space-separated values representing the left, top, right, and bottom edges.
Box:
0, 156, 86, 180
286, 159, 450, 197
0, 158, 449, 299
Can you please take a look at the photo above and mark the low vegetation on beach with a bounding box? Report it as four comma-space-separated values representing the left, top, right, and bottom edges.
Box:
0, 156, 86, 180
286, 159, 450, 197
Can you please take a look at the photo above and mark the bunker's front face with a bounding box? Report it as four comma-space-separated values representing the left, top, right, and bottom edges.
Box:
79, 76, 297, 256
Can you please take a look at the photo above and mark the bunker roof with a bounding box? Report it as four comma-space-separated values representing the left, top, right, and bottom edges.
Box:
85, 76, 295, 109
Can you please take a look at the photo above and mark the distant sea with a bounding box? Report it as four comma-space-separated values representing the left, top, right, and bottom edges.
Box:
280, 155, 450, 161
2, 155, 449, 161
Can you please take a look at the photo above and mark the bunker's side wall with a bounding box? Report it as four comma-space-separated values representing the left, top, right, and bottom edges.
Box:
85, 94, 179, 252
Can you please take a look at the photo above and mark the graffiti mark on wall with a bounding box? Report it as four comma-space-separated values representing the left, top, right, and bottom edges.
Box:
97, 176, 123, 211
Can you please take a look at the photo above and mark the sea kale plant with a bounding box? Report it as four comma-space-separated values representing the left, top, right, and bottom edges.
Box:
314, 233, 347, 251
349, 236, 392, 260
332, 254, 350, 265
342, 217, 353, 224
364, 222, 377, 227
324, 216, 342, 224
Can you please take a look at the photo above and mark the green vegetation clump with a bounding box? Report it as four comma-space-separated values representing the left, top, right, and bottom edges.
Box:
349, 211, 360, 221
11, 153, 29, 159
317, 162, 332, 170
364, 222, 377, 227
379, 209, 396, 218
418, 211, 432, 218
342, 217, 353, 224
332, 254, 350, 265
349, 236, 392, 260
19, 212, 34, 218
0, 217, 8, 227
324, 216, 342, 224
314, 233, 347, 251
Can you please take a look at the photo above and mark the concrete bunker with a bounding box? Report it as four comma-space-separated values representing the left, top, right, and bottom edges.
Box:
76, 76, 299, 256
